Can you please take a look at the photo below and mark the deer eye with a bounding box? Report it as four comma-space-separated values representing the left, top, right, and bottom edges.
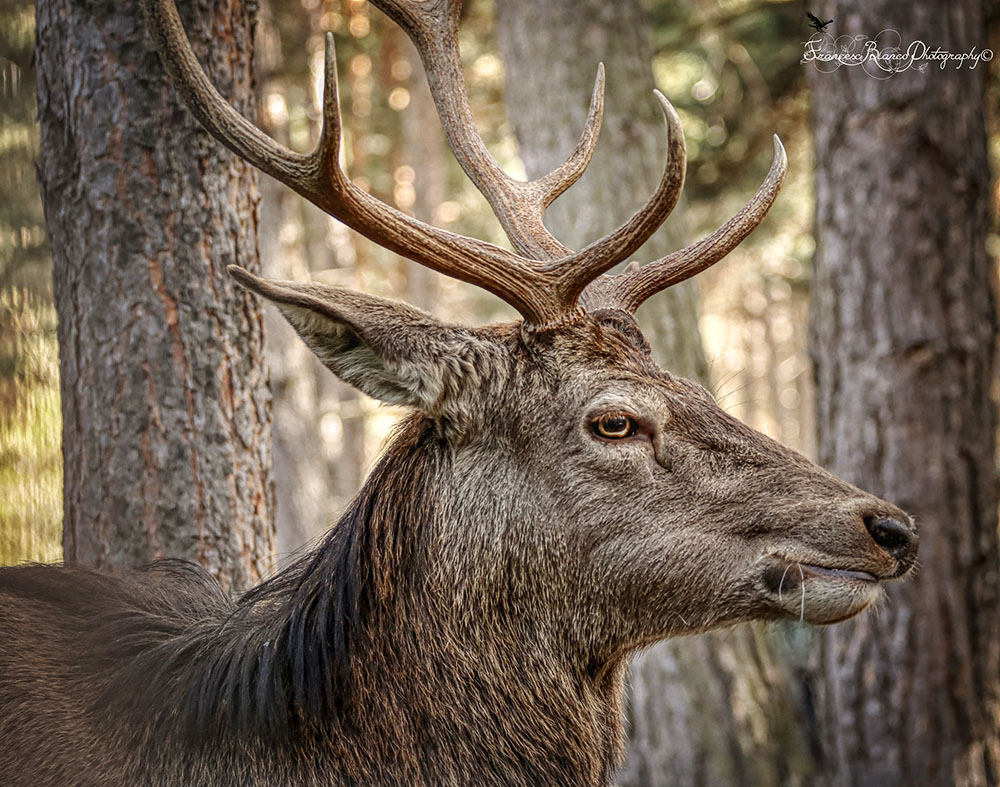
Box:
592, 413, 638, 440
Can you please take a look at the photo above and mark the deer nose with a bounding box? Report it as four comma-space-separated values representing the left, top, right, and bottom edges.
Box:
863, 515, 917, 563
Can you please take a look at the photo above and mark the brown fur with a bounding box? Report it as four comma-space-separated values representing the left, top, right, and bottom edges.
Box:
0, 296, 917, 786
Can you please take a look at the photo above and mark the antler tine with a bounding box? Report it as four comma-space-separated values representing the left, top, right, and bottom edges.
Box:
315, 32, 344, 178
141, 0, 579, 326
534, 66, 606, 214
142, 0, 312, 185
582, 136, 788, 314
548, 91, 688, 304
371, 0, 604, 262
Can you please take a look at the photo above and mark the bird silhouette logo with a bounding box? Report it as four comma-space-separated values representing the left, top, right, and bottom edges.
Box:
806, 12, 833, 32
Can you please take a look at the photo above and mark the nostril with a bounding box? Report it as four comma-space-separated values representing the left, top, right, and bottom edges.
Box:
864, 515, 913, 556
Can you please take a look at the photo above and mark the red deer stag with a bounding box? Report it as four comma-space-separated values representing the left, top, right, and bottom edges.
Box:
0, 1, 918, 785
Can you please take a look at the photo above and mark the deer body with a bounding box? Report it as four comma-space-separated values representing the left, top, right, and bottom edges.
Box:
1, 0, 918, 784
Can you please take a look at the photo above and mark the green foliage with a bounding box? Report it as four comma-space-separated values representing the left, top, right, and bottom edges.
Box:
0, 289, 61, 564
1, 1, 48, 293
0, 1, 61, 564
648, 0, 806, 206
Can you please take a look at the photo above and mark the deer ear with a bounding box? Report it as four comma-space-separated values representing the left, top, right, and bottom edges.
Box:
229, 266, 490, 414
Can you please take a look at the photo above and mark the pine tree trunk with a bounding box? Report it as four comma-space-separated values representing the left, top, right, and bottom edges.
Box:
496, 4, 811, 784
807, 2, 1000, 785
36, 0, 276, 592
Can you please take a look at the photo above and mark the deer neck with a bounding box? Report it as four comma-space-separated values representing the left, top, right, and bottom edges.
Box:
336, 419, 628, 785
351, 593, 628, 786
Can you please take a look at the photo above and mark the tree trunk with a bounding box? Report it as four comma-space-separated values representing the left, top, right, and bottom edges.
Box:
36, 0, 275, 592
807, 2, 1000, 785
496, 4, 811, 785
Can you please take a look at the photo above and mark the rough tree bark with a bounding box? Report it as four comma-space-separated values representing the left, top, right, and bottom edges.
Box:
496, 3, 812, 784
807, 2, 1000, 785
36, 0, 276, 591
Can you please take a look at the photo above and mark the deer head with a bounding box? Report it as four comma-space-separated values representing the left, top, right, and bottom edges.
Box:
141, 0, 917, 702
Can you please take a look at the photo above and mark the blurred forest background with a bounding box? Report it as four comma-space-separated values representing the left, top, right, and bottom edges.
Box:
2, 0, 1000, 784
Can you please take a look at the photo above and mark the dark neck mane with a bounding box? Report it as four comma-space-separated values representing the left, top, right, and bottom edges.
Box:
92, 416, 437, 741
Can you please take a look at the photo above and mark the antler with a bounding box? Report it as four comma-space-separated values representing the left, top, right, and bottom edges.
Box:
372, 0, 596, 261
581, 136, 787, 313
141, 0, 783, 329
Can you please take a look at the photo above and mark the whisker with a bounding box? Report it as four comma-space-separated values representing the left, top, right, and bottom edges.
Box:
715, 377, 753, 404
720, 398, 763, 414
797, 563, 806, 623
712, 366, 746, 398
778, 564, 791, 601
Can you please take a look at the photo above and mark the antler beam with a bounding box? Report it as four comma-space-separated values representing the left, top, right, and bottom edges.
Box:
373, 0, 600, 261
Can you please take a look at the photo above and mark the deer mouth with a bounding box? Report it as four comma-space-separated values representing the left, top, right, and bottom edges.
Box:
762, 558, 879, 590
796, 563, 878, 583
759, 557, 883, 625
